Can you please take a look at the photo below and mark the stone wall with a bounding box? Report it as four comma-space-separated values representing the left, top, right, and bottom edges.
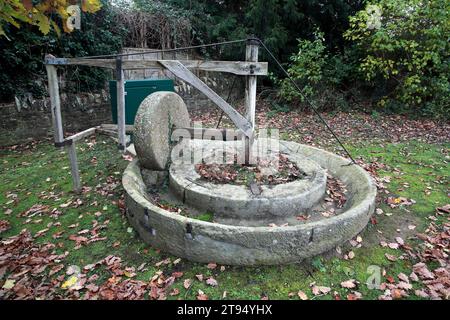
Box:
0, 91, 111, 146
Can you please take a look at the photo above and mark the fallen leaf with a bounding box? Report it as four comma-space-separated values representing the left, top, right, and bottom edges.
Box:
2, 279, 15, 290
197, 290, 208, 300
312, 285, 331, 295
385, 253, 398, 262
206, 277, 218, 287
61, 275, 78, 289
195, 274, 204, 281
297, 290, 308, 300
183, 279, 192, 289
397, 273, 409, 283
207, 263, 217, 270
341, 279, 357, 289
170, 288, 180, 296
395, 237, 404, 246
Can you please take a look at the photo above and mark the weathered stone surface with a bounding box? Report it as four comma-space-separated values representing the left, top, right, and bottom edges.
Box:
169, 140, 327, 219
134, 92, 190, 170
141, 168, 168, 187
123, 139, 377, 265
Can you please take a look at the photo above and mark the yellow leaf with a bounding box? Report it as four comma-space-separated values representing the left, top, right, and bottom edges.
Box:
61, 275, 78, 289
2, 279, 15, 290
124, 271, 133, 278
81, 0, 102, 13
33, 12, 50, 34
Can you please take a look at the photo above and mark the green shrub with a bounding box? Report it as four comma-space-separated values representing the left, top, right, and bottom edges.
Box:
278, 31, 354, 111
344, 0, 450, 119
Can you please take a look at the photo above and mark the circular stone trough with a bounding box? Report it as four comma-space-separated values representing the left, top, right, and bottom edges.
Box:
169, 141, 327, 220
123, 138, 377, 265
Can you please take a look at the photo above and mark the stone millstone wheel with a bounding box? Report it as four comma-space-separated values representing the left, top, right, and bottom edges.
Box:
134, 91, 190, 170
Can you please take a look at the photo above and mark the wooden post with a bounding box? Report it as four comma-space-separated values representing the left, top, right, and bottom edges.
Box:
244, 38, 259, 165
45, 56, 64, 146
116, 57, 127, 152
67, 142, 81, 193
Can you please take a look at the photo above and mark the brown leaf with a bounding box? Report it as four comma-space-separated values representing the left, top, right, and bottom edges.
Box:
385, 253, 398, 262
195, 274, 204, 281
297, 290, 308, 300
436, 204, 450, 214
170, 288, 180, 296
312, 285, 331, 295
0, 220, 11, 233
347, 251, 355, 259
206, 277, 218, 287
341, 279, 357, 289
197, 290, 208, 300
183, 279, 192, 289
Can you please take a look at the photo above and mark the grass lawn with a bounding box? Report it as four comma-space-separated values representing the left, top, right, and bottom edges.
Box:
0, 116, 448, 300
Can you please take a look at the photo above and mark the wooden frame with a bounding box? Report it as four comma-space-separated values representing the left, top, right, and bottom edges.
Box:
45, 57, 268, 76
44, 41, 264, 192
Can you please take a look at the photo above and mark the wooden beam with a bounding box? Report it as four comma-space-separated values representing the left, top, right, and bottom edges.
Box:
100, 124, 134, 133
65, 127, 98, 143
45, 57, 64, 145
244, 39, 259, 165
116, 58, 127, 152
45, 57, 115, 69
66, 142, 81, 193
45, 56, 268, 75
123, 60, 268, 75
159, 60, 253, 138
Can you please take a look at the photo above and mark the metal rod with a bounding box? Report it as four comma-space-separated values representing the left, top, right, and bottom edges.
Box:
256, 39, 356, 164
81, 39, 248, 60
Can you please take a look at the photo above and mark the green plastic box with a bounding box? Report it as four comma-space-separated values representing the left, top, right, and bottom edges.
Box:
109, 79, 174, 125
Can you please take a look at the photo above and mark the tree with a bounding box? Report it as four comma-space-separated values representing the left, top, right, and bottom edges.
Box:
344, 0, 450, 118
0, 0, 102, 38
0, 0, 126, 101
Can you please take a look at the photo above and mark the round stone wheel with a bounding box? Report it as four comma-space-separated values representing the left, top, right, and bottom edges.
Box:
134, 91, 190, 170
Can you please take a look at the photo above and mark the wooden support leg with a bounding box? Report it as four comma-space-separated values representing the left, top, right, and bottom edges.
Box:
67, 142, 81, 193
244, 38, 259, 165
45, 58, 64, 146
116, 57, 127, 153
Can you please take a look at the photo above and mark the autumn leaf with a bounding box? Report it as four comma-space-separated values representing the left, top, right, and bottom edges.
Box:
385, 253, 398, 262
61, 275, 78, 289
183, 279, 192, 289
297, 290, 308, 300
206, 277, 218, 287
195, 274, 204, 281
311, 285, 331, 295
170, 288, 180, 296
81, 0, 102, 13
2, 279, 15, 290
340, 279, 357, 289
207, 262, 217, 269
197, 290, 208, 300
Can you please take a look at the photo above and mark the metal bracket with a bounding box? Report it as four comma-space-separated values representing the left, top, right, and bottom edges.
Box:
246, 36, 260, 46
54, 139, 72, 147
116, 57, 122, 80
45, 57, 69, 65
249, 64, 256, 74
